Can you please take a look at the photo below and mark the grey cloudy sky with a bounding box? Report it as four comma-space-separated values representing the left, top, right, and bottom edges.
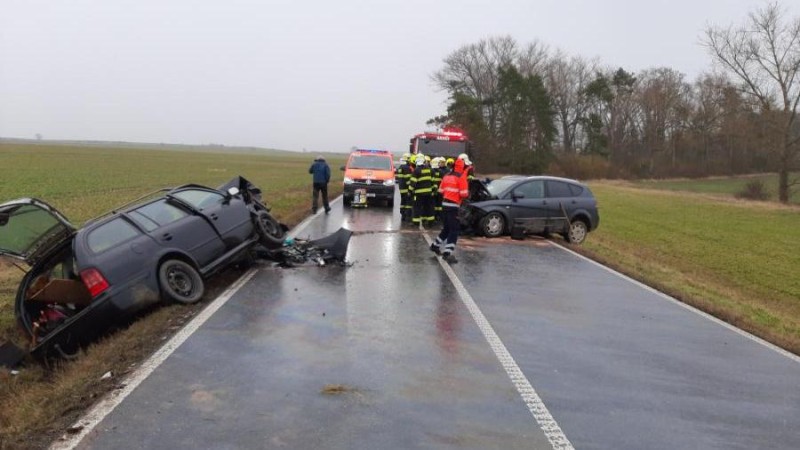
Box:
1, 0, 795, 154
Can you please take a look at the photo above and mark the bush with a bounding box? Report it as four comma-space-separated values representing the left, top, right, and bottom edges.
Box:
735, 180, 770, 201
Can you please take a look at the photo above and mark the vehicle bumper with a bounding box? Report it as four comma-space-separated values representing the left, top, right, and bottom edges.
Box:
343, 183, 395, 201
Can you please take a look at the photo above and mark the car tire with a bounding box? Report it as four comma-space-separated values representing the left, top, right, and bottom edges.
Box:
159, 259, 204, 304
343, 197, 351, 207
479, 211, 506, 238
565, 220, 588, 244
387, 198, 394, 208
255, 210, 284, 249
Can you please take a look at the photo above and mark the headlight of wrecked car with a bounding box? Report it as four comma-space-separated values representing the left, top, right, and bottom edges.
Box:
343, 177, 354, 184
383, 179, 395, 186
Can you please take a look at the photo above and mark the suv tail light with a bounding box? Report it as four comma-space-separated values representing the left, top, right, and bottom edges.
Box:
80, 268, 110, 297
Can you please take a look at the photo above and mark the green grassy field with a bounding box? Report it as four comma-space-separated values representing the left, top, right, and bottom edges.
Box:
584, 182, 800, 353
633, 173, 800, 204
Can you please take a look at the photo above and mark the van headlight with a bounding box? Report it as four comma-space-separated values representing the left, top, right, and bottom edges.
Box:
343, 177, 354, 185
383, 179, 395, 186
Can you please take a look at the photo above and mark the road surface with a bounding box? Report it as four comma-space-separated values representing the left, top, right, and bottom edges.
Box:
61, 195, 800, 450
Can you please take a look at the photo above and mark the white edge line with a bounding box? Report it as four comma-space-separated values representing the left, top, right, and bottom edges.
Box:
50, 268, 259, 450
550, 241, 800, 364
423, 233, 574, 450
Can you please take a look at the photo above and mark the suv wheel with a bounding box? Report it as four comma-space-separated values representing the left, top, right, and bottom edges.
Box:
565, 220, 588, 244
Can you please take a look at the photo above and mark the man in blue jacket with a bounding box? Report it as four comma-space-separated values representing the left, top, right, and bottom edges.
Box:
309, 155, 331, 214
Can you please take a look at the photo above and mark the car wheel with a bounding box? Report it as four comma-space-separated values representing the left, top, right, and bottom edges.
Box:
566, 220, 588, 244
343, 197, 352, 207
479, 212, 506, 238
255, 210, 284, 249
159, 259, 204, 304
387, 198, 394, 208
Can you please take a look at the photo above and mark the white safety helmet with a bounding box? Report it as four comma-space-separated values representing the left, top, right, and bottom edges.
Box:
415, 153, 427, 165
458, 153, 472, 166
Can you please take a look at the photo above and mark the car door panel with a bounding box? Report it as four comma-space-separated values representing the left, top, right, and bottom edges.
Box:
507, 180, 548, 234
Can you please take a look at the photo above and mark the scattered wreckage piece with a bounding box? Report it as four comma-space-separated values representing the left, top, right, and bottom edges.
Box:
0, 176, 285, 359
258, 228, 353, 267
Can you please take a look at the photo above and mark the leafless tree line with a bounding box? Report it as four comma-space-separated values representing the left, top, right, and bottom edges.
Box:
431, 2, 799, 202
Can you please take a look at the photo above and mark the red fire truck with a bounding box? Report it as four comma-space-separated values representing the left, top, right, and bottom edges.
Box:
408, 128, 470, 159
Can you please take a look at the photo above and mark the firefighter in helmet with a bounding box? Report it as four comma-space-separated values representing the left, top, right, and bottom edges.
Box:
395, 153, 414, 222
409, 153, 435, 228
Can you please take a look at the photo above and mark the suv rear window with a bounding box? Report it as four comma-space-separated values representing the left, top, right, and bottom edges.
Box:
546, 180, 573, 198
87, 218, 140, 254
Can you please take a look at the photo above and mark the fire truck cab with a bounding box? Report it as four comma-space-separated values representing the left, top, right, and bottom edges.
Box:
409, 128, 470, 159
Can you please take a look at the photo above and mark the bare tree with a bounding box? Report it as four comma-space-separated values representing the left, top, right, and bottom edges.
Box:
636, 67, 692, 174
432, 36, 519, 137
703, 2, 800, 202
544, 52, 598, 154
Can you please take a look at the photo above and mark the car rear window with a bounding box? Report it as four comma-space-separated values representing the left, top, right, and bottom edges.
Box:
130, 200, 189, 232
349, 155, 392, 170
87, 218, 140, 254
546, 181, 573, 198
568, 183, 585, 196
172, 189, 224, 210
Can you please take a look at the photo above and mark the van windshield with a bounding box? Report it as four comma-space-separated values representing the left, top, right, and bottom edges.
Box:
349, 155, 392, 170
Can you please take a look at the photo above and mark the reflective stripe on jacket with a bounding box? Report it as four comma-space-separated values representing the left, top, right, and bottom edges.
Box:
409, 167, 433, 195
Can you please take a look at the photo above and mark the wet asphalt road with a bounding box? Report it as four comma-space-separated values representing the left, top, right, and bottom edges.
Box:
73, 194, 800, 450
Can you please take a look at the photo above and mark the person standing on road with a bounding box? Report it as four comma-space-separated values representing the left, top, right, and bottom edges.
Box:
430, 158, 469, 263
395, 154, 413, 222
309, 155, 331, 214
409, 153, 435, 229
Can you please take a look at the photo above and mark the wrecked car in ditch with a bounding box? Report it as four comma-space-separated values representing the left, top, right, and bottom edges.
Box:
459, 175, 600, 244
0, 176, 285, 358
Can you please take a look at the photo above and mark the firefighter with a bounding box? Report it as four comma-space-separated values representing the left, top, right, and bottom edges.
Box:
446, 158, 455, 170
430, 157, 469, 263
430, 157, 446, 221
458, 153, 474, 181
409, 153, 435, 229
395, 154, 413, 222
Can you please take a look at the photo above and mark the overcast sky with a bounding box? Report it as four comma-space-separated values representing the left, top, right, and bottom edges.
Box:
1, 0, 796, 154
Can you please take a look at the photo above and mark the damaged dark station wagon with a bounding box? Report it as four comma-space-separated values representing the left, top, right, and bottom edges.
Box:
0, 177, 285, 358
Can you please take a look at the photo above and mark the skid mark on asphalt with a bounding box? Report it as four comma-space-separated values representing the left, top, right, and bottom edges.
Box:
423, 233, 574, 450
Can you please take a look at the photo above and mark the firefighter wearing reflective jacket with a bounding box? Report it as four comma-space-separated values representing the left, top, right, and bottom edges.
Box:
395, 154, 414, 222
430, 158, 469, 263
409, 154, 435, 227
430, 157, 445, 221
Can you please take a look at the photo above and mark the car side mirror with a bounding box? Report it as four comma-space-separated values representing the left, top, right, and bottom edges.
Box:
340, 166, 346, 171
511, 192, 525, 201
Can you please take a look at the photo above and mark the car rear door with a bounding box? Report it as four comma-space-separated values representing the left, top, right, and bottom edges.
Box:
506, 180, 548, 234
128, 199, 226, 267
544, 180, 577, 233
